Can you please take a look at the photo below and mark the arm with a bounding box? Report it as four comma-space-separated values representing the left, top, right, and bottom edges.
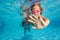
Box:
31, 15, 50, 29
32, 23, 44, 29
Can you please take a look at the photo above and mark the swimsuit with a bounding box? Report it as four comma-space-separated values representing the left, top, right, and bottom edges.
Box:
22, 20, 31, 29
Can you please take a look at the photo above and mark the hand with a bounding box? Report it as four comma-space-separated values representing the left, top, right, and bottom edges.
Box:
27, 14, 44, 29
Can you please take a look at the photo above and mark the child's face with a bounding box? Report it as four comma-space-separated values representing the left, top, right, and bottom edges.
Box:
32, 4, 42, 15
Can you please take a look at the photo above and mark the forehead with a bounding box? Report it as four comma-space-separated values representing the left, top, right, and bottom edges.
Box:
33, 6, 40, 10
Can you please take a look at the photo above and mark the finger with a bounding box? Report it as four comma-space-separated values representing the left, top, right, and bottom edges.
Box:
38, 14, 40, 16
27, 19, 35, 24
29, 15, 36, 22
32, 14, 38, 20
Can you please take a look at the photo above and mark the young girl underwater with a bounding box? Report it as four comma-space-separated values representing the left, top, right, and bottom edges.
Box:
21, 0, 50, 35
27, 2, 50, 29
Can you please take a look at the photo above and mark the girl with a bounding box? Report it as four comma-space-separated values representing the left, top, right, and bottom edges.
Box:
27, 2, 50, 29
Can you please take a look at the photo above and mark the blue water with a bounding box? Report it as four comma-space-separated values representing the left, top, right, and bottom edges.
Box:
0, 0, 60, 40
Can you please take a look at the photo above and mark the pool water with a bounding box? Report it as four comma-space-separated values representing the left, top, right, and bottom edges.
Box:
0, 0, 60, 40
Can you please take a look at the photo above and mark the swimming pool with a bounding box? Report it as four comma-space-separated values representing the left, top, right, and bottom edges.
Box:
0, 0, 60, 40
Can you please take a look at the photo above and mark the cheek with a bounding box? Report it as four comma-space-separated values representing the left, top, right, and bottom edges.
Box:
39, 10, 42, 14
32, 11, 35, 14
37, 10, 41, 14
